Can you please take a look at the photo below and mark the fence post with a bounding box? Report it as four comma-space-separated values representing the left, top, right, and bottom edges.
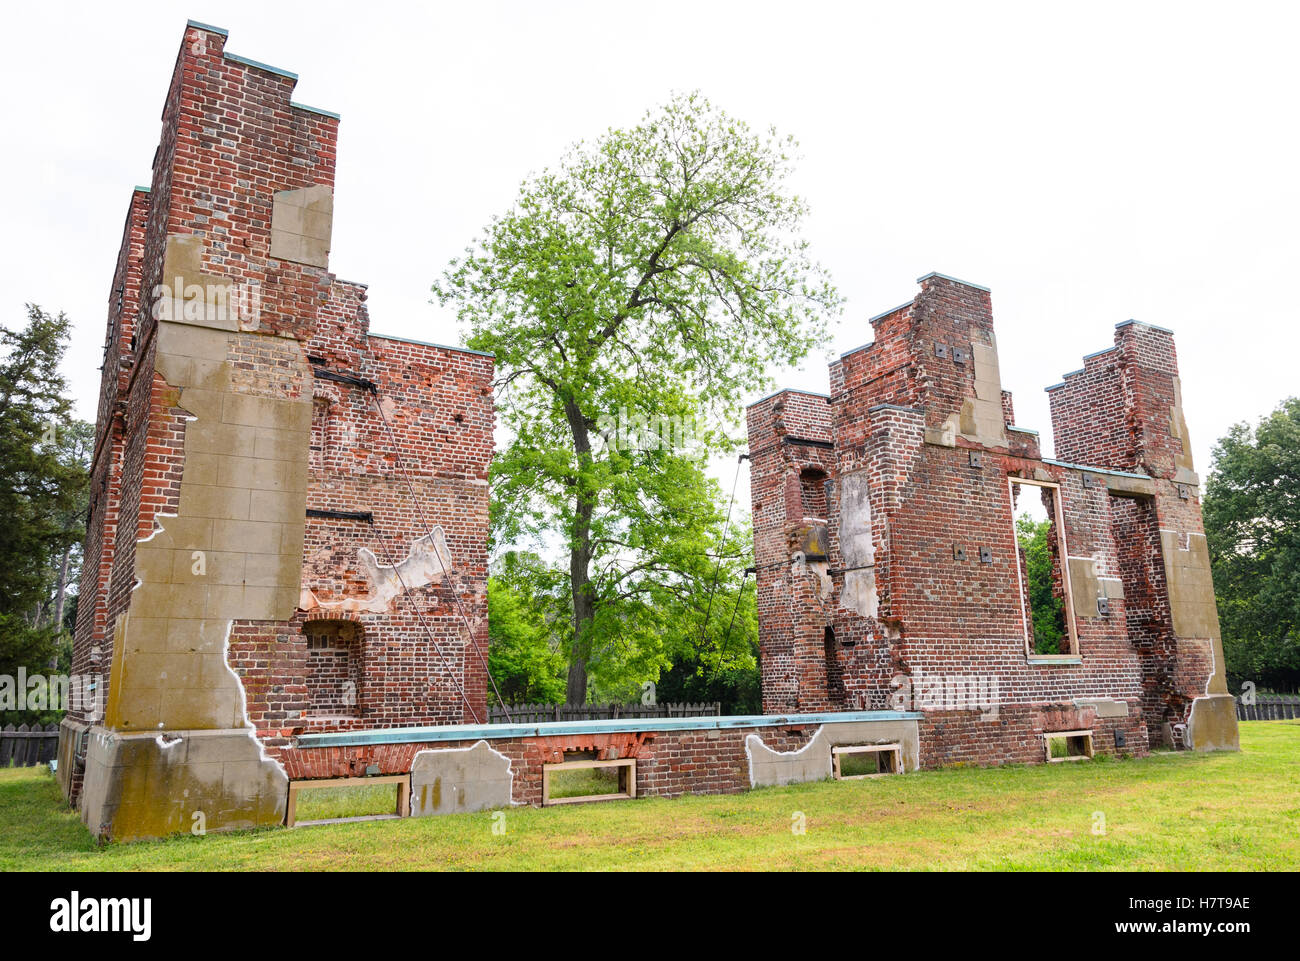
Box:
17, 723, 31, 767
40, 723, 56, 764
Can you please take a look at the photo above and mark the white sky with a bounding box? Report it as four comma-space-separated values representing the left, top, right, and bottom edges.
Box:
3, 0, 1297, 511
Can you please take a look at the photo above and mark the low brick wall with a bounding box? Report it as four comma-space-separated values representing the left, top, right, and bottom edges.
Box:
281, 712, 922, 809
919, 705, 1149, 768
275, 704, 1149, 815
277, 726, 818, 805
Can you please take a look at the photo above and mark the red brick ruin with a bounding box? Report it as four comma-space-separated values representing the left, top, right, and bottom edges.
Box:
57, 23, 1237, 840
747, 272, 1238, 768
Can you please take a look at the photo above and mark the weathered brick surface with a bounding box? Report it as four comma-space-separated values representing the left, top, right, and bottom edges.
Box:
918, 707, 1145, 768
275, 724, 818, 805
748, 273, 1234, 764
226, 286, 494, 733
67, 23, 492, 809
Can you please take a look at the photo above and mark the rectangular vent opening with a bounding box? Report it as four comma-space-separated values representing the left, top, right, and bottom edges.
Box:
1043, 730, 1094, 762
832, 743, 902, 779
542, 758, 637, 805
287, 775, 411, 827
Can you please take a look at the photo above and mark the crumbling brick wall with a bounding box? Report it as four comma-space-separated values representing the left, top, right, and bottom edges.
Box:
1048, 321, 1231, 745
746, 390, 841, 712
748, 271, 1238, 763
227, 282, 494, 741
61, 22, 493, 835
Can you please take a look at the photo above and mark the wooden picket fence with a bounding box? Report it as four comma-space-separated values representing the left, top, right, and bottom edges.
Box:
489, 702, 722, 724
0, 723, 59, 767
1236, 697, 1300, 721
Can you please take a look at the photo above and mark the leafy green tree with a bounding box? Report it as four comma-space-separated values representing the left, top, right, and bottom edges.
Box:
1204, 397, 1300, 692
0, 306, 90, 723
653, 570, 760, 715
486, 521, 757, 709
487, 554, 569, 705
1015, 514, 1065, 655
436, 93, 839, 701
39, 419, 93, 631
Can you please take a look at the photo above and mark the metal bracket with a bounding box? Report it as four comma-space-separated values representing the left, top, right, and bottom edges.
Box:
969, 450, 983, 468
1097, 596, 1110, 617
307, 507, 375, 524
953, 545, 967, 562
935, 342, 949, 360
312, 366, 378, 394
952, 346, 968, 365
979, 546, 993, 564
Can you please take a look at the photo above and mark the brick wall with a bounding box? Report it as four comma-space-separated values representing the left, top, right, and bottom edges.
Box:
66, 23, 493, 811
277, 723, 821, 805
747, 272, 1233, 764
227, 289, 494, 735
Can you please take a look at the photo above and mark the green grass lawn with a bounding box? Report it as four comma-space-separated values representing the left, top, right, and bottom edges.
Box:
293, 783, 401, 822
548, 766, 624, 799
2, 722, 1296, 871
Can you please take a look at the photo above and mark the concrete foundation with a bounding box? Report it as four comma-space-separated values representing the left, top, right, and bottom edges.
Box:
410, 740, 514, 815
745, 719, 920, 787
79, 728, 286, 840
1186, 694, 1241, 752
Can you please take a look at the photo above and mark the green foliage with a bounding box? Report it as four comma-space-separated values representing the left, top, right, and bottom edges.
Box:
1204, 397, 1300, 692
0, 306, 91, 724
1015, 513, 1066, 655
485, 530, 758, 711
652, 570, 760, 715
655, 653, 761, 716
292, 783, 399, 822
435, 92, 839, 701
581, 514, 758, 705
486, 554, 568, 705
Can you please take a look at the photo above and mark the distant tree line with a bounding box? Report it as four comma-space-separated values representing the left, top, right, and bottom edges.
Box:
1204, 397, 1300, 694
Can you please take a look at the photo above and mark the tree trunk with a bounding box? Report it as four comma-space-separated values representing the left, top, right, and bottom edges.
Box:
563, 397, 595, 705
53, 544, 71, 633
566, 545, 592, 703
